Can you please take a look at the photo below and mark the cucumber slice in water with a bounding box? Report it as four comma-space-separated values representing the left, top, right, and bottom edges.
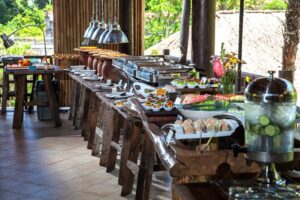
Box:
259, 115, 270, 126
264, 125, 277, 137
253, 124, 262, 134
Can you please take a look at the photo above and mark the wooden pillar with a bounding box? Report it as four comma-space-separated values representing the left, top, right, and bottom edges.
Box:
191, 0, 216, 77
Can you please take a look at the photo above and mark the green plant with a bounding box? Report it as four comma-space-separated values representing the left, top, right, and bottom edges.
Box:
263, 0, 287, 10
145, 0, 181, 49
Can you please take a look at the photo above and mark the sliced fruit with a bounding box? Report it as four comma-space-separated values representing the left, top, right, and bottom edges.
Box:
259, 115, 270, 126
264, 125, 278, 137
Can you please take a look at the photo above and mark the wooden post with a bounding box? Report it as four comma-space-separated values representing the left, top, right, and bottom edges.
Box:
191, 0, 216, 77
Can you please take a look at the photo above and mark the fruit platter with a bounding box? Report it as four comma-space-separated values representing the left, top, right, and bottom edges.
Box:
170, 77, 220, 89
175, 93, 245, 122
162, 117, 239, 140
178, 93, 244, 110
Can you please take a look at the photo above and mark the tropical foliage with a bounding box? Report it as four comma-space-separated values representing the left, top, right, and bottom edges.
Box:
0, 0, 52, 55
145, 0, 287, 49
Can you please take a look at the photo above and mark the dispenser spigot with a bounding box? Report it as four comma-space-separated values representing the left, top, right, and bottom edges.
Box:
232, 143, 247, 158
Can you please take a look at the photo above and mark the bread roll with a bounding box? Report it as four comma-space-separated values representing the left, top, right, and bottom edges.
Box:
182, 119, 193, 127
193, 119, 204, 132
219, 120, 230, 131
183, 125, 195, 134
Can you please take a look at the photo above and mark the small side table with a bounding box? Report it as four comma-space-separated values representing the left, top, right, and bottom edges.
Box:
5, 67, 63, 129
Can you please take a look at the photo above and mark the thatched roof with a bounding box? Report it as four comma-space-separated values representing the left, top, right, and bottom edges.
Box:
145, 11, 300, 103
145, 11, 299, 74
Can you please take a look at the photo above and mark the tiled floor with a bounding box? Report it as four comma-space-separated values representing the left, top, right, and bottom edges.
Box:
0, 112, 171, 200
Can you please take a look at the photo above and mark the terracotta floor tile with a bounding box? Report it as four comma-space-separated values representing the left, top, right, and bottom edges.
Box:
3, 183, 51, 195
0, 191, 24, 200
0, 178, 24, 190
62, 191, 101, 200
33, 187, 74, 200
0, 113, 172, 200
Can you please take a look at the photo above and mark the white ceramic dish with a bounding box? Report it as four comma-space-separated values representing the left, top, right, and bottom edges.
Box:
142, 103, 152, 111
70, 65, 85, 70
105, 92, 134, 99
80, 70, 96, 76
176, 84, 186, 89
82, 77, 100, 81
133, 82, 156, 97
152, 106, 162, 112
177, 108, 245, 126
187, 84, 197, 89
163, 106, 174, 111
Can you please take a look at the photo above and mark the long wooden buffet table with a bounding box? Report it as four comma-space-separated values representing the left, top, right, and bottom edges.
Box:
68, 69, 267, 200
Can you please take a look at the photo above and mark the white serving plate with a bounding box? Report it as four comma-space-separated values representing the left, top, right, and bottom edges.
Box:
177, 108, 245, 126
70, 65, 85, 70
162, 119, 239, 141
82, 77, 100, 81
105, 92, 134, 99
132, 82, 156, 97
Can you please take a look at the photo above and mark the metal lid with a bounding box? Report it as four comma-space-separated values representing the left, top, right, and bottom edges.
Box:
245, 71, 297, 103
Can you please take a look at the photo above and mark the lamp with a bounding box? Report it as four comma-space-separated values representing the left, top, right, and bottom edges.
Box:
0, 24, 47, 56
81, 0, 100, 46
101, 0, 128, 44
90, 0, 106, 45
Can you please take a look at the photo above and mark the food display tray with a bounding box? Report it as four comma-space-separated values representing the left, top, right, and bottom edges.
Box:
162, 119, 239, 140
130, 98, 178, 117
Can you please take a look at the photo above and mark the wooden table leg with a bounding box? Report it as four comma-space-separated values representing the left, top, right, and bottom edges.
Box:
42, 75, 61, 127
81, 89, 91, 139
121, 121, 143, 196
13, 75, 26, 129
1, 71, 9, 115
118, 119, 133, 185
28, 75, 37, 114
86, 93, 100, 149
68, 79, 76, 120
99, 107, 115, 167
75, 83, 85, 130
106, 113, 122, 172
90, 100, 105, 152
136, 132, 155, 200
73, 82, 81, 127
